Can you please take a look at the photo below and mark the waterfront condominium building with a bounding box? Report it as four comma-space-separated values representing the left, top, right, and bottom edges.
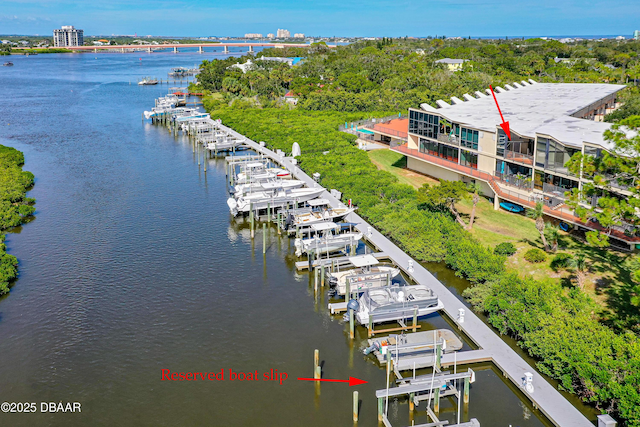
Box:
276, 29, 291, 38
53, 25, 84, 47
293, 33, 305, 39
244, 33, 263, 39
394, 80, 638, 249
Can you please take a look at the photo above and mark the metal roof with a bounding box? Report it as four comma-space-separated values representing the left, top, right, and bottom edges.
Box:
423, 82, 625, 150
435, 58, 468, 64
348, 254, 380, 267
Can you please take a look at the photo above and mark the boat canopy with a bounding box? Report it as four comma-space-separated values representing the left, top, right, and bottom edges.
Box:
348, 254, 379, 268
307, 198, 330, 207
311, 222, 339, 231
245, 162, 266, 169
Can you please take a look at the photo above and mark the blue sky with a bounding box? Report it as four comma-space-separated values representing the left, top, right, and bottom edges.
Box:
0, 0, 638, 37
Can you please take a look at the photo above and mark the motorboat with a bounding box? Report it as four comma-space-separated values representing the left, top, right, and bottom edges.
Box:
232, 178, 305, 195
353, 284, 443, 325
138, 77, 159, 85
284, 198, 355, 232
227, 187, 323, 216
294, 222, 363, 257
329, 254, 401, 296
235, 162, 291, 183
2, 61, 14, 67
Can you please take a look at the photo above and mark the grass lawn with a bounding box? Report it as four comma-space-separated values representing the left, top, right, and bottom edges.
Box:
368, 150, 640, 332
368, 149, 438, 189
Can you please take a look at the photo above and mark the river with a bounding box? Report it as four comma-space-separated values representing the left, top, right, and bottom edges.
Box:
0, 50, 583, 426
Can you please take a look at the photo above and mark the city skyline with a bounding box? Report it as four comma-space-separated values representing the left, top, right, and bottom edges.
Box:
1, 0, 638, 38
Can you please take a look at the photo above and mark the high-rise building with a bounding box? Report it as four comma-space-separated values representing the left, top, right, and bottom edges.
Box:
634, 30, 640, 40
267, 33, 275, 39
276, 29, 291, 38
244, 33, 263, 39
293, 33, 305, 39
53, 25, 84, 47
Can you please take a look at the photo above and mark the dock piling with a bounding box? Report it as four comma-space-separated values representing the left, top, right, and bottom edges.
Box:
313, 349, 320, 379
263, 223, 266, 254
250, 203, 255, 239
412, 308, 418, 332
349, 307, 355, 340
464, 374, 470, 404
353, 391, 359, 422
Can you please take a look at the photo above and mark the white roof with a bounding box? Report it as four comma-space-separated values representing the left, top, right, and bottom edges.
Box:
349, 254, 380, 267
308, 198, 330, 206
425, 83, 625, 150
245, 162, 265, 168
311, 222, 339, 231
435, 58, 468, 64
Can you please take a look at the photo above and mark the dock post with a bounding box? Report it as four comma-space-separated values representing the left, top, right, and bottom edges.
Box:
412, 308, 418, 332
263, 223, 266, 254
250, 203, 255, 239
277, 213, 282, 235
345, 280, 350, 303
377, 398, 384, 421
267, 203, 271, 221
463, 374, 470, 404
313, 349, 320, 379
314, 267, 318, 291
204, 149, 207, 172
434, 387, 440, 413
409, 392, 415, 412
349, 307, 355, 339
353, 391, 359, 422
435, 340, 442, 372
321, 265, 325, 287
197, 143, 201, 166
368, 316, 373, 338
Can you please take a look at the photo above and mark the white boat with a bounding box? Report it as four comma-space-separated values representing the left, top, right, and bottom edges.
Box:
330, 254, 401, 296
139, 77, 159, 85
294, 222, 363, 257
233, 178, 305, 195
227, 187, 323, 216
236, 162, 291, 183
284, 198, 355, 231
353, 284, 443, 325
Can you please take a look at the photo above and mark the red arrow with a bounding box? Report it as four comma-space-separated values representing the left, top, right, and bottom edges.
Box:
489, 85, 511, 140
297, 376, 368, 386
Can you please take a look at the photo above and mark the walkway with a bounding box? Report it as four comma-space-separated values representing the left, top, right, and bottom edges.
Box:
220, 125, 594, 427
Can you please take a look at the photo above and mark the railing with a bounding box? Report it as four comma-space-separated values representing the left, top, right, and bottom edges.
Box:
494, 172, 533, 191
436, 133, 460, 145
339, 114, 406, 132
504, 150, 534, 166
542, 183, 573, 198
369, 123, 408, 139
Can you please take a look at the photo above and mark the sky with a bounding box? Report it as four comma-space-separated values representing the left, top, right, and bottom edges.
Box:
0, 0, 638, 37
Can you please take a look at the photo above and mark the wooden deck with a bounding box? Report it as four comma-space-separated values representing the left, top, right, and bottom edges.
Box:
219, 124, 595, 427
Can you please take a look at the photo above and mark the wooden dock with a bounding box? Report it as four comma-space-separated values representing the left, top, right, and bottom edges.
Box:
218, 124, 595, 427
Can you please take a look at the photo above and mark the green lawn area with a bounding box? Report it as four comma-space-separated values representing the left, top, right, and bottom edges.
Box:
368, 149, 438, 189
368, 150, 640, 332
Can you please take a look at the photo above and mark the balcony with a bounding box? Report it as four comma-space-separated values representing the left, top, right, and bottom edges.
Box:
494, 172, 533, 191
436, 133, 460, 146
504, 150, 534, 166
542, 183, 572, 199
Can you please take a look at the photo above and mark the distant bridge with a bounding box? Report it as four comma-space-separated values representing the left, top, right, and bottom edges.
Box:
22, 43, 335, 53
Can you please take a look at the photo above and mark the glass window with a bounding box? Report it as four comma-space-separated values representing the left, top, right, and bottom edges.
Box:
461, 127, 478, 150
536, 137, 548, 168
461, 150, 478, 169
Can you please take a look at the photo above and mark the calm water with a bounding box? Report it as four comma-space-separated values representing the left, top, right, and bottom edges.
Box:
0, 51, 557, 426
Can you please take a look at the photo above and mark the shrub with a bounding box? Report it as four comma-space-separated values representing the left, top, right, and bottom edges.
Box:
551, 253, 572, 271
494, 242, 516, 256
524, 248, 547, 263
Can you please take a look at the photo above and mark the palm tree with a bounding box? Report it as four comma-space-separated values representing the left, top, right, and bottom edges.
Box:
567, 253, 587, 290
544, 224, 560, 252
526, 202, 549, 251
466, 182, 482, 230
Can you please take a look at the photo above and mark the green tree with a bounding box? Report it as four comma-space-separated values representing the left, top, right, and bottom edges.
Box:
544, 223, 561, 252
567, 253, 588, 290
466, 181, 482, 230
526, 201, 549, 251
566, 116, 640, 247
417, 180, 469, 227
